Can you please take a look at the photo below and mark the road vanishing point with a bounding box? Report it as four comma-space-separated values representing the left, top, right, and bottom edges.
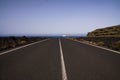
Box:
0, 38, 120, 80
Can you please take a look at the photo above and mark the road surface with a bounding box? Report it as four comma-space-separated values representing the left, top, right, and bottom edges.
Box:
0, 38, 120, 80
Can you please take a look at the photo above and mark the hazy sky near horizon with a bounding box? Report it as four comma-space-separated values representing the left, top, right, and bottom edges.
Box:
0, 0, 120, 36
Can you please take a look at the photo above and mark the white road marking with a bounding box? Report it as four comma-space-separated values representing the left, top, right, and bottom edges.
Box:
0, 39, 49, 56
59, 39, 68, 80
69, 39, 120, 54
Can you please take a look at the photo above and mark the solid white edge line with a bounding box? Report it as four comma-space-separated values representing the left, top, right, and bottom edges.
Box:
59, 39, 68, 80
68, 39, 120, 54
0, 39, 49, 56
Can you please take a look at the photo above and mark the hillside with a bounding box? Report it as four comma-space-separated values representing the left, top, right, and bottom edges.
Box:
87, 25, 120, 37
75, 25, 120, 51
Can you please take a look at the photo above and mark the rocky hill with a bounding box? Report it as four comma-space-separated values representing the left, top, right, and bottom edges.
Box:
87, 25, 120, 37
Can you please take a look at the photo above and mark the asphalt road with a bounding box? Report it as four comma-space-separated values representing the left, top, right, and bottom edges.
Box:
0, 38, 120, 80
0, 39, 61, 80
61, 39, 120, 80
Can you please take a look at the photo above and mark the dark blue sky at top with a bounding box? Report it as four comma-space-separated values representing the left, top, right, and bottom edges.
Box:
0, 0, 120, 36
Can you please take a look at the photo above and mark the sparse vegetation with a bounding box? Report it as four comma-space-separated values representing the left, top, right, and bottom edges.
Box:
76, 37, 120, 51
0, 36, 46, 51
111, 40, 120, 51
96, 42, 104, 46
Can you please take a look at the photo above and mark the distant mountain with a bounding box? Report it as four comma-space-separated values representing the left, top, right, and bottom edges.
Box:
87, 25, 120, 37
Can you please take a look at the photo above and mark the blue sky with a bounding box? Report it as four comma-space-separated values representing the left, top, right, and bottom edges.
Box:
0, 0, 120, 36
